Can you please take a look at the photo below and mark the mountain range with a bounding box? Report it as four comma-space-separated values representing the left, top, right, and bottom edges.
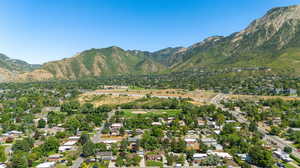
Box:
2, 4, 300, 82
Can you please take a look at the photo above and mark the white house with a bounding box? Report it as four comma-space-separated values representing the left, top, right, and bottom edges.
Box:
184, 138, 197, 145
193, 153, 207, 159
68, 136, 80, 141
36, 162, 56, 168
111, 123, 123, 129
63, 141, 77, 146
0, 163, 7, 168
274, 150, 292, 162
201, 138, 217, 146
151, 122, 162, 126
58, 146, 73, 152
208, 151, 232, 159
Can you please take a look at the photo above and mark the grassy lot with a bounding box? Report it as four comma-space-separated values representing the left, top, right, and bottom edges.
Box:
284, 162, 297, 168
121, 109, 181, 118
146, 160, 163, 167
56, 164, 68, 168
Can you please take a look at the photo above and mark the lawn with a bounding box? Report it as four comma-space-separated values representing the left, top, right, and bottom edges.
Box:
146, 160, 163, 167
56, 164, 68, 168
284, 163, 297, 168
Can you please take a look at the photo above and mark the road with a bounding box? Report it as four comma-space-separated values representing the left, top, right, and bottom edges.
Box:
92, 109, 116, 143
71, 109, 116, 168
211, 94, 300, 160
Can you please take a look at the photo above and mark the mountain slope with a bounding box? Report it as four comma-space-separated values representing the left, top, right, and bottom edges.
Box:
0, 54, 41, 82
170, 5, 300, 74
39, 46, 167, 80
0, 54, 40, 72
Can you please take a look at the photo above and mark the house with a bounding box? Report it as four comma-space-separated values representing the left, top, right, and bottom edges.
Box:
135, 129, 144, 135
234, 126, 242, 131
96, 152, 115, 161
0, 163, 7, 168
197, 119, 206, 126
225, 120, 236, 124
63, 141, 77, 146
213, 144, 223, 151
193, 153, 208, 163
291, 128, 300, 131
36, 162, 56, 168
146, 153, 162, 161
3, 130, 23, 138
207, 121, 218, 128
237, 154, 248, 161
59, 146, 73, 152
288, 88, 298, 96
0, 137, 6, 144
110, 123, 123, 135
208, 151, 233, 159
273, 117, 282, 125
274, 150, 292, 162
101, 139, 118, 144
128, 137, 138, 143
201, 138, 217, 146
68, 136, 80, 141
151, 122, 162, 126
137, 150, 144, 157
187, 130, 197, 135
111, 123, 123, 129
184, 138, 197, 145
179, 121, 185, 126
167, 117, 175, 124
175, 163, 182, 168
48, 154, 63, 162
214, 130, 221, 135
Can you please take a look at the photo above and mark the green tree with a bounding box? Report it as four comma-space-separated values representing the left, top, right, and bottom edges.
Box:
65, 117, 81, 134
200, 155, 221, 166
166, 153, 175, 166
115, 156, 125, 167
249, 145, 274, 168
95, 143, 107, 152
82, 141, 96, 157
284, 146, 292, 154
269, 126, 281, 136
11, 152, 28, 168
249, 121, 257, 132
0, 146, 6, 162
79, 133, 90, 145
12, 140, 31, 153
37, 119, 46, 128
42, 136, 59, 154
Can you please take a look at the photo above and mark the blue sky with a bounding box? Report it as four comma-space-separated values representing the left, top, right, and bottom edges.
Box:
1, 0, 300, 64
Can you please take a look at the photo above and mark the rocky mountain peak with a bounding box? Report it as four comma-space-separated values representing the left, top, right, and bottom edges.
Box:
233, 4, 300, 46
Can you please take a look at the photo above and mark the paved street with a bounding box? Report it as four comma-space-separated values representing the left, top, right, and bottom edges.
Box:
71, 110, 116, 168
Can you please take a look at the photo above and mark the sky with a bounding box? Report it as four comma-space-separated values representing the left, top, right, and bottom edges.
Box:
1, 0, 300, 64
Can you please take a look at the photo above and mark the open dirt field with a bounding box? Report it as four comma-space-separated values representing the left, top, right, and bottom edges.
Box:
78, 89, 217, 106
78, 88, 300, 107
78, 94, 140, 107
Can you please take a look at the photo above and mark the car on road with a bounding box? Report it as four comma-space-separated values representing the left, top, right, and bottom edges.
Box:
277, 162, 285, 168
